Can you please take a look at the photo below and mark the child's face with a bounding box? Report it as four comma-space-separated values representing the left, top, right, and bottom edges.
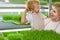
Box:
33, 3, 40, 13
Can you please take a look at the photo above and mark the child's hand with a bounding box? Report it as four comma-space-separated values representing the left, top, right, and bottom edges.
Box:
24, 8, 29, 13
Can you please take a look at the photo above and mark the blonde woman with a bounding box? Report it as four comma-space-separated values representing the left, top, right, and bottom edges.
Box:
44, 2, 60, 33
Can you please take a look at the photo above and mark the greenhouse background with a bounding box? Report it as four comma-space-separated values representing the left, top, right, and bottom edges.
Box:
0, 0, 59, 40
0, 0, 59, 29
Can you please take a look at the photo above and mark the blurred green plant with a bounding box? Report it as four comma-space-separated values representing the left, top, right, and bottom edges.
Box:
3, 13, 22, 24
46, 0, 60, 3
7, 33, 23, 40
43, 13, 48, 17
2, 30, 60, 40
2, 31, 17, 37
20, 30, 60, 40
0, 36, 4, 40
9, 0, 27, 2
52, 0, 60, 3
40, 1, 48, 5
2, 13, 30, 25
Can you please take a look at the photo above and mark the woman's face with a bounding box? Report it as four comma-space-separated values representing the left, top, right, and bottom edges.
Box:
50, 6, 59, 21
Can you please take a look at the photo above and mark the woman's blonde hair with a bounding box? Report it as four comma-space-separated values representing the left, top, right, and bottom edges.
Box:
53, 2, 60, 16
26, 0, 39, 11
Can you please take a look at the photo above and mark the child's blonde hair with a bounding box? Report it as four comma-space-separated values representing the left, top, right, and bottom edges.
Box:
26, 0, 39, 11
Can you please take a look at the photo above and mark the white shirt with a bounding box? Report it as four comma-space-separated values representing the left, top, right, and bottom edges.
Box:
26, 12, 46, 30
44, 18, 60, 33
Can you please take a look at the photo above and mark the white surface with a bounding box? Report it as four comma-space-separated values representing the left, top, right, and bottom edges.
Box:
0, 28, 31, 32
5, 0, 9, 2
0, 9, 24, 12
0, 4, 25, 7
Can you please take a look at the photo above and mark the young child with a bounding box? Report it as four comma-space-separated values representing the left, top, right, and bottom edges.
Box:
21, 0, 45, 30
